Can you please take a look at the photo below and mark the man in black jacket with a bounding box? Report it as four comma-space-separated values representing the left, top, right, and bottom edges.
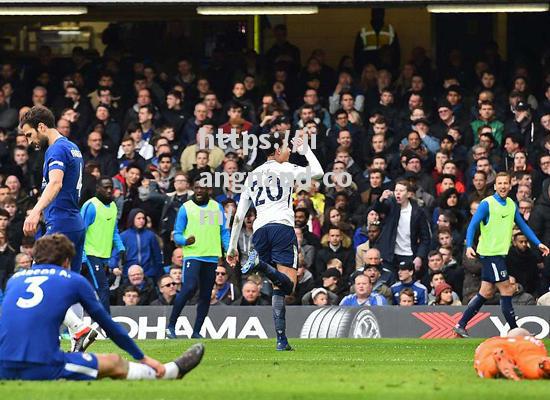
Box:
529, 179, 550, 292
373, 179, 431, 276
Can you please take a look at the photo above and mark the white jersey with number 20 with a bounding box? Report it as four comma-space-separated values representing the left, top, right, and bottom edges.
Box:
243, 160, 308, 232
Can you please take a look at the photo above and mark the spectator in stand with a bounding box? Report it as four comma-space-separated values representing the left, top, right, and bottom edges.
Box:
390, 261, 428, 305
340, 274, 387, 306
118, 208, 163, 281
113, 264, 157, 306
362, 262, 393, 303
398, 288, 415, 306
0, 229, 15, 290
506, 232, 542, 297
84, 131, 118, 177
169, 265, 183, 292
117, 135, 147, 172
121, 286, 140, 306
373, 179, 431, 274
13, 252, 32, 273
311, 288, 329, 306
314, 226, 354, 281
508, 275, 536, 305
427, 271, 461, 305
151, 275, 177, 306
236, 281, 269, 306
471, 101, 504, 145
181, 103, 208, 147
433, 282, 462, 306
213, 264, 241, 305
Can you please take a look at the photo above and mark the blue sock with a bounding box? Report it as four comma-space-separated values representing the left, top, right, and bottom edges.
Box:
272, 289, 286, 339
257, 259, 294, 295
457, 293, 487, 328
500, 295, 518, 329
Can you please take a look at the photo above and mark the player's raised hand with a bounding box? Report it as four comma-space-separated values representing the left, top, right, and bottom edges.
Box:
23, 210, 40, 237
226, 248, 239, 267
140, 355, 166, 378
466, 247, 477, 259
291, 132, 307, 154
185, 235, 196, 246
539, 243, 550, 257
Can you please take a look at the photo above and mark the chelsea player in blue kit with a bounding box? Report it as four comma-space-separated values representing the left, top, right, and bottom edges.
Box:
20, 106, 96, 351
0, 234, 204, 381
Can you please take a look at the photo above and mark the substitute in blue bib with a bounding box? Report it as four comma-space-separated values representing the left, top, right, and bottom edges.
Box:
166, 174, 230, 340
453, 173, 550, 339
0, 234, 204, 381
81, 177, 125, 313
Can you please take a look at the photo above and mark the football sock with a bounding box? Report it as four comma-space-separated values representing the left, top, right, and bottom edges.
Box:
272, 289, 286, 339
64, 305, 87, 336
256, 260, 293, 295
457, 293, 487, 328
162, 362, 179, 379
500, 295, 518, 329
126, 362, 157, 380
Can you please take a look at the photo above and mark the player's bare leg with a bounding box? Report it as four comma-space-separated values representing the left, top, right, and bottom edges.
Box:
453, 282, 495, 338
96, 343, 205, 380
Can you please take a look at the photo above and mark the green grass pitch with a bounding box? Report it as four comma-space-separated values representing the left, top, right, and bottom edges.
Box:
0, 339, 548, 399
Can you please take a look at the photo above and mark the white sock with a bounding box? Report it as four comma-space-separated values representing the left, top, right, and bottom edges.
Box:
64, 305, 87, 336
162, 362, 179, 379
126, 362, 157, 380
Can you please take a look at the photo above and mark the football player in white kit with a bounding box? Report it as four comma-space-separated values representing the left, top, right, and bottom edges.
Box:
226, 132, 323, 350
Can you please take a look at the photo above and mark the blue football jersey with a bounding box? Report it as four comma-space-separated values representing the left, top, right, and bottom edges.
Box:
0, 265, 144, 365
42, 137, 84, 232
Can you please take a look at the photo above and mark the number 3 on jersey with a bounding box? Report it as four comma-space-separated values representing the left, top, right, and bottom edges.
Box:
16, 276, 49, 309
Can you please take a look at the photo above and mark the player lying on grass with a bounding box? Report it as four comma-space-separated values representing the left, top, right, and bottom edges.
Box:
0, 233, 204, 381
474, 328, 550, 381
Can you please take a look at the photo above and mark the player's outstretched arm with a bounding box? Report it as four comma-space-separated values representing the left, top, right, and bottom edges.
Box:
23, 169, 64, 236
294, 135, 323, 179
227, 192, 251, 266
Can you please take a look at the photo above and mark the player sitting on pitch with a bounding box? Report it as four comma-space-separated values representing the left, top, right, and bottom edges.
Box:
0, 234, 204, 381
474, 328, 550, 381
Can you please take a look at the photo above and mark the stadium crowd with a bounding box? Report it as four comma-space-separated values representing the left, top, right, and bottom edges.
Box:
1, 23, 550, 309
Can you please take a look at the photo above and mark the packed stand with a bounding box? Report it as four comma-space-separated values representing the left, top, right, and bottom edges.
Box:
1, 24, 550, 308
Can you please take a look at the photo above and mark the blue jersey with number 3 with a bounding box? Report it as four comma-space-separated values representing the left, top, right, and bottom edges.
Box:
42, 137, 84, 232
0, 264, 144, 365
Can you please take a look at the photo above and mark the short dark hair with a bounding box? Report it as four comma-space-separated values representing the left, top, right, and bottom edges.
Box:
158, 153, 172, 163
157, 274, 172, 287
33, 233, 76, 266
264, 133, 286, 157
428, 250, 442, 259
123, 285, 140, 296
294, 207, 310, 219
0, 208, 9, 219
20, 106, 55, 129
97, 176, 113, 188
